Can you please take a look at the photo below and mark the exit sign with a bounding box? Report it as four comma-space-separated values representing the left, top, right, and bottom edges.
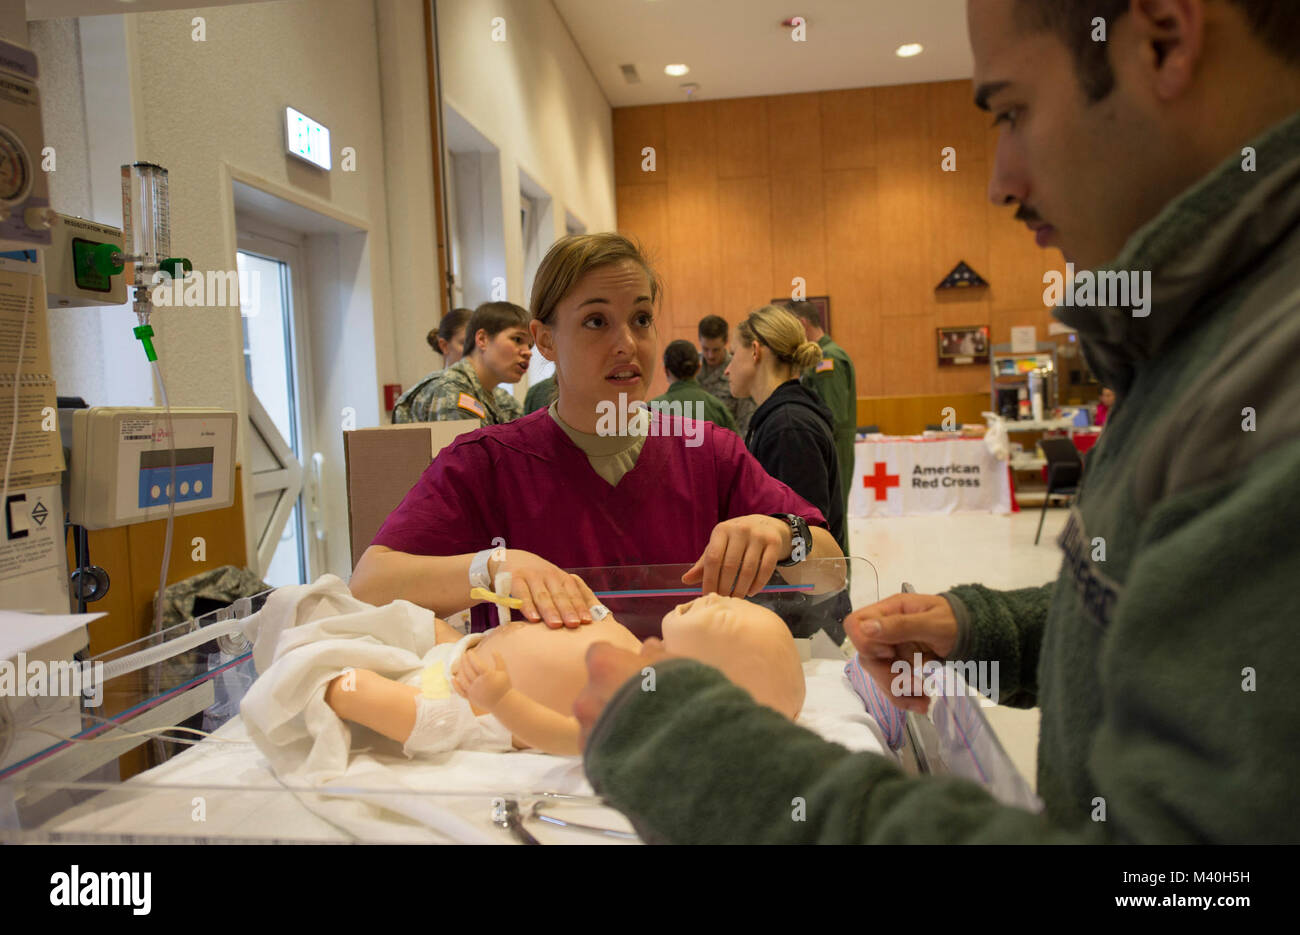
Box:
285, 107, 331, 170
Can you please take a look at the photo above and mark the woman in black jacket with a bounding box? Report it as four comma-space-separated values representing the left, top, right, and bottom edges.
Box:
726, 305, 847, 555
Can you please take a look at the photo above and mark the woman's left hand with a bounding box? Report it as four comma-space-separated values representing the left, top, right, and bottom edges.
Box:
681, 514, 790, 598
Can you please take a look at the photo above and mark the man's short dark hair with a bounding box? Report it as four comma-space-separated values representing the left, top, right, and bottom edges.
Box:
664, 340, 702, 381
785, 301, 824, 331
464, 302, 530, 356
1015, 0, 1300, 101
698, 315, 728, 341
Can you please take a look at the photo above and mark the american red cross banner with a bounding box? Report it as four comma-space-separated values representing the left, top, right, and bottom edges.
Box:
849, 438, 1012, 517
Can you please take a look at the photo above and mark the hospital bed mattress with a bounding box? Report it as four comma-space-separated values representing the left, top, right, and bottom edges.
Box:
38, 657, 888, 844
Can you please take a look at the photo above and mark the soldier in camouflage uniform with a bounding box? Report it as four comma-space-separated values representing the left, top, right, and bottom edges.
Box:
786, 301, 858, 507
392, 302, 531, 425
697, 315, 756, 436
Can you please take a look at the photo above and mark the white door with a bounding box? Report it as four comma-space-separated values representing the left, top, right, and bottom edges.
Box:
237, 227, 323, 585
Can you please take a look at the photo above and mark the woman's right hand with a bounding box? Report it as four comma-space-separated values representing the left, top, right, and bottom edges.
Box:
490, 550, 600, 629
844, 592, 960, 713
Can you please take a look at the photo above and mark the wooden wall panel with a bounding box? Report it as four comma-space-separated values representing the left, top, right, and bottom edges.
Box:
857, 393, 990, 436
664, 102, 719, 182
715, 97, 770, 179
718, 177, 775, 317
769, 173, 827, 302
821, 88, 876, 170
615, 183, 669, 270
613, 79, 1068, 405
823, 168, 881, 396
767, 93, 823, 173
613, 106, 666, 187
874, 83, 930, 325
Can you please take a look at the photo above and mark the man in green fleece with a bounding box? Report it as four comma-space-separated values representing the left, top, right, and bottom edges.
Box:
650, 340, 738, 433
575, 0, 1300, 844
788, 301, 858, 510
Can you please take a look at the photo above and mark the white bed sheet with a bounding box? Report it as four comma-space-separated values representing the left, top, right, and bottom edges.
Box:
45, 658, 889, 844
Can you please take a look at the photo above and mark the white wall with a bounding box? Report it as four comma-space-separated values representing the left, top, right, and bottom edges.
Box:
33, 0, 435, 581
375, 0, 443, 402
449, 149, 505, 310
435, 0, 616, 310
35, 15, 154, 409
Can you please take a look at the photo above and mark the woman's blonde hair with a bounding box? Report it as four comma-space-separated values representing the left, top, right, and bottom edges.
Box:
736, 305, 822, 372
530, 232, 662, 324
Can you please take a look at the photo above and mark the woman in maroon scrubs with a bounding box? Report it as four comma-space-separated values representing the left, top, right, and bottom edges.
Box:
350, 234, 842, 630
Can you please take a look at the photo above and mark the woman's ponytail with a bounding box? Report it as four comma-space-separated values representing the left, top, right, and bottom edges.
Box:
792, 340, 823, 371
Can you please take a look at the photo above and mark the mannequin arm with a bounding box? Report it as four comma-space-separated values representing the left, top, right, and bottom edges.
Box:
490, 690, 582, 756
452, 647, 581, 755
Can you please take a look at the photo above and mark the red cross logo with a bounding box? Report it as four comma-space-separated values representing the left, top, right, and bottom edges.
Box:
863, 462, 900, 501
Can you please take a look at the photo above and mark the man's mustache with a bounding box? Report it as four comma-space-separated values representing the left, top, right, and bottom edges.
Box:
1015, 205, 1044, 226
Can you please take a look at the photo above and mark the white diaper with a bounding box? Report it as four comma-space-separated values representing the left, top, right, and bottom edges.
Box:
401, 633, 513, 756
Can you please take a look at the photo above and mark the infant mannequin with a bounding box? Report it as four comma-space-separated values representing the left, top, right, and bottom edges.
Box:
325, 594, 804, 756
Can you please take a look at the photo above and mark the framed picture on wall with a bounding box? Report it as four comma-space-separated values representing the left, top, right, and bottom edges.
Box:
937, 325, 990, 365
771, 295, 831, 335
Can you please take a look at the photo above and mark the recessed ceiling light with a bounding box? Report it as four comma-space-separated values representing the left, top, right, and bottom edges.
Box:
665, 64, 690, 77
896, 43, 924, 58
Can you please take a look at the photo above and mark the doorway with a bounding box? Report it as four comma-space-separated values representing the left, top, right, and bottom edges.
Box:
237, 226, 319, 586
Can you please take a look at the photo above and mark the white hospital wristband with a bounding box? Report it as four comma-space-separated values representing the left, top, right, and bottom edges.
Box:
468, 547, 506, 591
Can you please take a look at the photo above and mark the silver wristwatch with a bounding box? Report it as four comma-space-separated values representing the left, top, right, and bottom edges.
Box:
469, 547, 507, 590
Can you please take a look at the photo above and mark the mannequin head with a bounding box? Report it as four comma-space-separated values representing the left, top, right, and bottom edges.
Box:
660, 593, 806, 720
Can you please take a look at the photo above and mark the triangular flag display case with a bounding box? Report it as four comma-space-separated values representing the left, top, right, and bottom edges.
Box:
937, 261, 989, 291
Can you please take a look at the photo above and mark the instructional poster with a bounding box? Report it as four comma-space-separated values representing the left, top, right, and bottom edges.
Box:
1, 268, 69, 612
0, 268, 64, 481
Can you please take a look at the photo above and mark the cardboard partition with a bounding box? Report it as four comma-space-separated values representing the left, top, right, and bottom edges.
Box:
343, 421, 479, 569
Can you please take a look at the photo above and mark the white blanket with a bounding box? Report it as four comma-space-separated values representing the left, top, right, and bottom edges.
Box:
239, 575, 512, 787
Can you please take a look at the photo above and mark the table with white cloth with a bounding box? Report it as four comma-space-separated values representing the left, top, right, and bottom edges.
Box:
849, 436, 1012, 518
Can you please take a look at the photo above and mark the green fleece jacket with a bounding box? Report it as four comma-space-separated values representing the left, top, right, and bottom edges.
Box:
583, 110, 1300, 844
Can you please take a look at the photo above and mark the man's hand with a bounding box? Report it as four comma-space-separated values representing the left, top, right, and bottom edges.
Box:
681, 515, 790, 598
575, 638, 674, 751
451, 648, 512, 710
845, 592, 960, 714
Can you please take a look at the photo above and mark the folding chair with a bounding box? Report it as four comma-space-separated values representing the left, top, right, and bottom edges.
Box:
1035, 437, 1083, 545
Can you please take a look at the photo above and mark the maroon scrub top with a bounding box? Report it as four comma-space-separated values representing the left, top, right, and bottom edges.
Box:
370, 409, 826, 629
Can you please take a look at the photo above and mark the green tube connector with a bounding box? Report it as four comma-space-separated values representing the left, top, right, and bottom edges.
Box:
90, 242, 124, 278
159, 257, 192, 279
134, 324, 158, 362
